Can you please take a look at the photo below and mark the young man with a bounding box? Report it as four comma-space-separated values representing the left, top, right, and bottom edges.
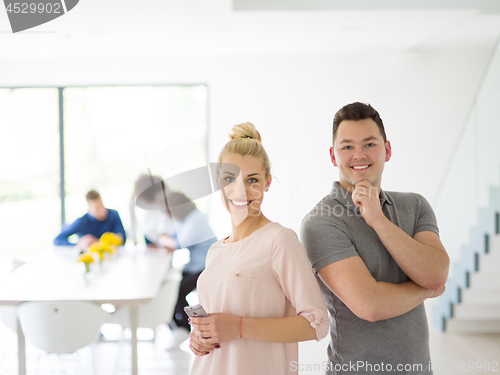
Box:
301, 102, 449, 374
54, 190, 126, 248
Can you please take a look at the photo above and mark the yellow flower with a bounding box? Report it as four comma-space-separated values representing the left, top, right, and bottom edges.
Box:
78, 253, 95, 264
78, 252, 94, 274
100, 232, 122, 246
101, 242, 114, 253
88, 242, 102, 253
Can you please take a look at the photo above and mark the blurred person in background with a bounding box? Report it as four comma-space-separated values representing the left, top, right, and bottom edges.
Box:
134, 174, 217, 348
53, 190, 125, 249
130, 174, 174, 247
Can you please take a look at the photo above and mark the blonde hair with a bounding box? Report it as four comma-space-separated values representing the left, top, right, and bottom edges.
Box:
217, 122, 271, 179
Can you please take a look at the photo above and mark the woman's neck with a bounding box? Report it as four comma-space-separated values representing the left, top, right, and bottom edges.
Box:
226, 214, 271, 243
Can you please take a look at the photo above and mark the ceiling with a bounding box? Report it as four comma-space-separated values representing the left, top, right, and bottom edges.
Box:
0, 0, 499, 59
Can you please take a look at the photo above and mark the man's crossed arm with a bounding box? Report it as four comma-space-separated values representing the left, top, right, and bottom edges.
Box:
317, 180, 449, 323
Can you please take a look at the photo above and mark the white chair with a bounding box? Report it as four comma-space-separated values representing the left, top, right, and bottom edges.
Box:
16, 301, 108, 374
0, 305, 18, 368
0, 305, 17, 332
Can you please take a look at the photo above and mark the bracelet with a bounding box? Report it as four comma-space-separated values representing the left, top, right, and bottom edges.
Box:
239, 316, 243, 339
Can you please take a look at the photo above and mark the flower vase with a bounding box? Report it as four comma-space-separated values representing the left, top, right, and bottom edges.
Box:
83, 263, 95, 281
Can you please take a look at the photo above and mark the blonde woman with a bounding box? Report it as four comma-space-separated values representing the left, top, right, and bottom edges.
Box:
189, 123, 328, 375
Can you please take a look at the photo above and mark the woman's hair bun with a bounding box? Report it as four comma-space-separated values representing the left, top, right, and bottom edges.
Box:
218, 121, 271, 178
229, 122, 262, 143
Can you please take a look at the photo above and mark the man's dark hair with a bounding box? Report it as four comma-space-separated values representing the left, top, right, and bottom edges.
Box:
85, 190, 101, 202
134, 174, 165, 202
134, 174, 196, 222
332, 102, 387, 144
164, 191, 196, 221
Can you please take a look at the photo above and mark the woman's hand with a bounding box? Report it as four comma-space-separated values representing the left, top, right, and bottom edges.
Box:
190, 313, 240, 346
189, 326, 216, 356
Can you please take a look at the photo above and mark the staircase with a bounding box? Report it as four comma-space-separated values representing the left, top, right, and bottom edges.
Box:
432, 186, 500, 333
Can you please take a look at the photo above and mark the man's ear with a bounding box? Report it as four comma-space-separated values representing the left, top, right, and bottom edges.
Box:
385, 141, 392, 162
329, 147, 338, 166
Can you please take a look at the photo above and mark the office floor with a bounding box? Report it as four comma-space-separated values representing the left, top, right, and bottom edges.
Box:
1, 319, 499, 375
0, 323, 194, 375
428, 326, 500, 375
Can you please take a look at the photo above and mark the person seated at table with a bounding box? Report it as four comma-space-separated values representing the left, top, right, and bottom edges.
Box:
53, 190, 126, 249
129, 173, 174, 247
134, 177, 217, 347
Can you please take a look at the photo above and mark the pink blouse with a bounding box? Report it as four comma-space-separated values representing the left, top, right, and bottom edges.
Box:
190, 222, 328, 375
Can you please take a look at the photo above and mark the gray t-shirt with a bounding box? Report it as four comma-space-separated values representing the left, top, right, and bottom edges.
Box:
300, 182, 438, 375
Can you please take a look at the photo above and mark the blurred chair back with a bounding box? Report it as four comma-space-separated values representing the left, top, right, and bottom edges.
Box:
0, 305, 17, 332
16, 301, 108, 354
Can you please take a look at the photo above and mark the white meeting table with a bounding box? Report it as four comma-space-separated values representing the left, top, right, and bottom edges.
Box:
0, 247, 172, 375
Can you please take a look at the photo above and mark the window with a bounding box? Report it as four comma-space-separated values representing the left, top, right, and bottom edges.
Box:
0, 85, 208, 254
0, 88, 60, 254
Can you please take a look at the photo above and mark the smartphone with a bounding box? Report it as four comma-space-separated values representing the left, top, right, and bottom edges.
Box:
184, 304, 209, 318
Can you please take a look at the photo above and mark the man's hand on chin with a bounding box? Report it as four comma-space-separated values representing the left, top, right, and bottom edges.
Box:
352, 180, 384, 227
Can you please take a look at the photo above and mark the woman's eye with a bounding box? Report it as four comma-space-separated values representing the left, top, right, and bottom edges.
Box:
248, 178, 258, 184
224, 176, 234, 183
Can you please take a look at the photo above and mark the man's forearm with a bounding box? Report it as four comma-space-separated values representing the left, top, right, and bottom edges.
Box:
337, 277, 438, 322
352, 181, 449, 290
371, 217, 449, 290
360, 280, 433, 322
318, 257, 443, 323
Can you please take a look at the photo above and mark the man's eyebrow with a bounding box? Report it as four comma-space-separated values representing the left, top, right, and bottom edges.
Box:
339, 139, 353, 145
363, 136, 378, 142
339, 136, 378, 144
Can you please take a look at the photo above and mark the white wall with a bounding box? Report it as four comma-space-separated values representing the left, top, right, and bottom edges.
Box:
2, 41, 496, 235
1, 20, 499, 372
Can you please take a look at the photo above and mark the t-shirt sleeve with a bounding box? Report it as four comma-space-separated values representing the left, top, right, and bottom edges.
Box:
300, 210, 359, 274
53, 218, 81, 246
414, 194, 439, 236
271, 227, 329, 341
